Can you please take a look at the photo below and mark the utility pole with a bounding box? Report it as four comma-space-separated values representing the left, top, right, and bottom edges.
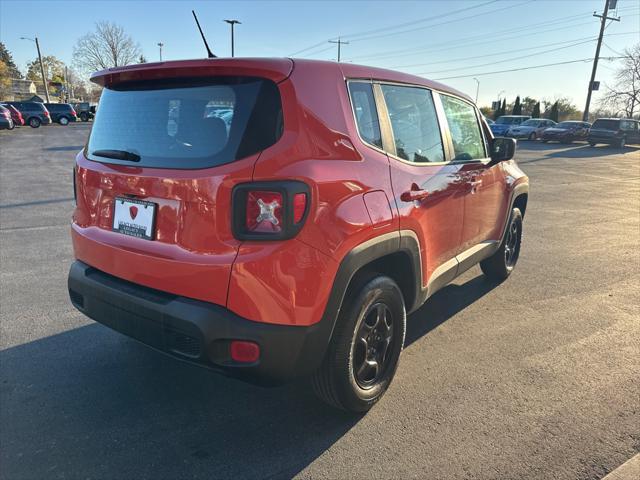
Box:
329, 37, 349, 62
21, 36, 50, 102
473, 77, 480, 104
583, 0, 620, 121
224, 20, 241, 57
157, 42, 164, 61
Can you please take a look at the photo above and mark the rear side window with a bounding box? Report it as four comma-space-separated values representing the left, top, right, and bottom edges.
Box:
87, 77, 283, 169
620, 120, 638, 131
348, 82, 382, 149
381, 84, 444, 163
440, 95, 486, 161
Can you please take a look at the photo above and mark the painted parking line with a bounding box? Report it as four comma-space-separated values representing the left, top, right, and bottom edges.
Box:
602, 454, 640, 480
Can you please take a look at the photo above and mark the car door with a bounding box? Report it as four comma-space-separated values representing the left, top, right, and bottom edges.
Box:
438, 93, 508, 255
620, 119, 640, 144
377, 83, 466, 287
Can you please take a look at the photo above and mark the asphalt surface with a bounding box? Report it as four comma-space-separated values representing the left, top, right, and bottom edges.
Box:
1, 123, 639, 480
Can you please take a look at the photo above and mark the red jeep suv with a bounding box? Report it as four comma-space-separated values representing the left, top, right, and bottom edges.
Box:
68, 58, 528, 412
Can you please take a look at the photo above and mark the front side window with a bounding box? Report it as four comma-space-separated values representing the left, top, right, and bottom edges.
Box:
620, 120, 638, 131
348, 82, 382, 149
440, 94, 486, 161
381, 84, 444, 163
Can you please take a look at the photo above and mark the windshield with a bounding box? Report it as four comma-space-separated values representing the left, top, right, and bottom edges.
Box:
592, 119, 620, 130
87, 77, 283, 169
556, 122, 580, 128
521, 119, 542, 127
496, 116, 526, 125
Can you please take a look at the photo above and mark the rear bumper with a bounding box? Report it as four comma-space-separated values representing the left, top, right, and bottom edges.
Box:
68, 260, 331, 385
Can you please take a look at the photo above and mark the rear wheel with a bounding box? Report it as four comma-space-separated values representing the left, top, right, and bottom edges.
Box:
8, 120, 15, 130
528, 132, 536, 140
312, 276, 406, 412
80, 112, 89, 122
618, 136, 626, 149
28, 117, 41, 128
59, 116, 69, 126
480, 208, 522, 282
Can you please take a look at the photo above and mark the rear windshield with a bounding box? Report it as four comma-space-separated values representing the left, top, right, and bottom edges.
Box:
592, 119, 619, 130
87, 77, 283, 169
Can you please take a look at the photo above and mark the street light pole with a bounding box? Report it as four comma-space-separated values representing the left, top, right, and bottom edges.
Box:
157, 42, 164, 61
473, 77, 480, 104
21, 36, 50, 102
224, 20, 241, 57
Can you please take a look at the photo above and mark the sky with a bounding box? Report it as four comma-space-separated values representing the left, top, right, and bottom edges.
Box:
1, 0, 638, 109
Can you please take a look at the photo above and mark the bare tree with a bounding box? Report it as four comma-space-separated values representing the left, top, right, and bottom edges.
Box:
73, 22, 141, 74
599, 43, 640, 118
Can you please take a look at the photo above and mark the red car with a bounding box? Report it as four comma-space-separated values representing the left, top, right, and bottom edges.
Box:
1, 103, 24, 126
68, 58, 528, 412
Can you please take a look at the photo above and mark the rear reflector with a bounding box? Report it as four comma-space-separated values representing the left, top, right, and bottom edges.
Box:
230, 341, 260, 363
293, 193, 307, 223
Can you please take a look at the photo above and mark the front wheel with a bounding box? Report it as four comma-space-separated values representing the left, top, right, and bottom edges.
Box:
480, 208, 523, 282
79, 112, 89, 122
312, 276, 406, 412
29, 117, 41, 128
59, 116, 69, 126
528, 132, 536, 140
618, 136, 626, 149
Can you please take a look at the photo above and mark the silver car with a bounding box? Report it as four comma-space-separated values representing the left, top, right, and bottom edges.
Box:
508, 118, 556, 140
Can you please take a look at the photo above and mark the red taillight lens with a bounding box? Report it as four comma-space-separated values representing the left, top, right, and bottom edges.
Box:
293, 193, 307, 224
230, 341, 260, 363
71, 110, 77, 116
246, 191, 283, 233
43, 111, 49, 117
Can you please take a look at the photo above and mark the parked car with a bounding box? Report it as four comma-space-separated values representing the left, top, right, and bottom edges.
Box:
68, 58, 529, 412
5, 101, 52, 128
490, 115, 531, 136
483, 116, 495, 125
0, 103, 24, 126
73, 102, 95, 122
542, 121, 591, 143
507, 118, 556, 140
44, 103, 78, 125
588, 118, 640, 148
0, 105, 14, 130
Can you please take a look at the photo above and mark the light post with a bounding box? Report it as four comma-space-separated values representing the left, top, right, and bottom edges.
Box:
20, 36, 50, 102
473, 77, 480, 104
224, 19, 241, 57
157, 42, 164, 61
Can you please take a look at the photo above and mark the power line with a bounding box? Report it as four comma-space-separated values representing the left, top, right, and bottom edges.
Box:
288, 0, 499, 56
418, 38, 597, 76
433, 57, 624, 81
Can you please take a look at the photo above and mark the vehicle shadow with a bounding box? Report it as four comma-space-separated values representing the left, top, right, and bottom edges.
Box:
0, 273, 498, 479
517, 141, 640, 163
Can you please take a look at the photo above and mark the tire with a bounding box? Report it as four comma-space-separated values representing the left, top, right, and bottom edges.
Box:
528, 132, 536, 141
80, 112, 89, 122
589, 142, 596, 147
29, 117, 41, 128
59, 116, 69, 126
8, 121, 15, 130
311, 276, 406, 412
480, 208, 523, 282
618, 136, 626, 149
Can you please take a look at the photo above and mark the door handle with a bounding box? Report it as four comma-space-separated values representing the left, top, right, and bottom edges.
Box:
401, 183, 429, 202
469, 180, 483, 188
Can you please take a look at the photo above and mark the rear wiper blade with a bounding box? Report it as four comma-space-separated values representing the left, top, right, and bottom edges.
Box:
91, 149, 141, 162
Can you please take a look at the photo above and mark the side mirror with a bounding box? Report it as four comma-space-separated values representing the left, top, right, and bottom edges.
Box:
490, 137, 516, 163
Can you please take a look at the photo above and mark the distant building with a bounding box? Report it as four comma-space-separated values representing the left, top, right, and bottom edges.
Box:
7, 79, 37, 100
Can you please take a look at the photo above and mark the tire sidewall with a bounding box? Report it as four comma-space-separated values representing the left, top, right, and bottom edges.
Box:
29, 117, 40, 128
59, 116, 69, 126
338, 277, 406, 411
504, 208, 523, 273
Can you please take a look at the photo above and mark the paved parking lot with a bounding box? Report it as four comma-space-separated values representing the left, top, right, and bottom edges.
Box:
1, 124, 639, 480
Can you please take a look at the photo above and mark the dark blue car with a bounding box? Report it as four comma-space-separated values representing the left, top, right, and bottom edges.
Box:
490, 115, 530, 136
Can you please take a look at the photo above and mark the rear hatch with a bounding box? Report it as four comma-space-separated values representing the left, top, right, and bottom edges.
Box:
73, 60, 290, 305
589, 119, 619, 138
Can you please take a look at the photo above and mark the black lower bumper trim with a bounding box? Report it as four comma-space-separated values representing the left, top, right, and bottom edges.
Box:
68, 261, 330, 385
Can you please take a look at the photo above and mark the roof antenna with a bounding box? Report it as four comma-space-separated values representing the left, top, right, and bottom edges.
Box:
192, 10, 216, 58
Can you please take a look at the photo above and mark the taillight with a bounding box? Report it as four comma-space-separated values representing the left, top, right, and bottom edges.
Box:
232, 182, 309, 240
71, 110, 77, 116
43, 111, 49, 117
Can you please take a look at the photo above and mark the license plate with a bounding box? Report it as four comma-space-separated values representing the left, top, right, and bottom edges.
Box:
112, 197, 156, 240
